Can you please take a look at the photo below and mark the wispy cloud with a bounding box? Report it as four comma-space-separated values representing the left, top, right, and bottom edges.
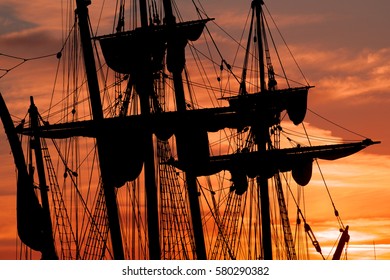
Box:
269, 13, 328, 29
0, 4, 36, 35
292, 47, 390, 100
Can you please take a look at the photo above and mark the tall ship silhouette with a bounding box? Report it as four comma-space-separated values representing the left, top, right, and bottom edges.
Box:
0, 0, 379, 260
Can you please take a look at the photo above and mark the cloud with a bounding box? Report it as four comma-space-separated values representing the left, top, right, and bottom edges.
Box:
279, 120, 390, 240
315, 49, 390, 102
1, 29, 60, 56
285, 45, 390, 156
0, 4, 36, 35
269, 13, 328, 29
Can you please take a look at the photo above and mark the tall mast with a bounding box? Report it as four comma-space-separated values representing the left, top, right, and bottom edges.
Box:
75, 0, 124, 259
0, 93, 48, 255
162, 0, 207, 259
136, 0, 161, 260
253, 0, 272, 259
29, 97, 58, 260
254, 0, 267, 92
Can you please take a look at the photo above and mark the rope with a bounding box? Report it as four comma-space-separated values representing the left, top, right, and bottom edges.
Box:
302, 122, 345, 230
0, 20, 74, 80
308, 108, 369, 139
0, 52, 58, 79
280, 172, 325, 260
263, 4, 310, 86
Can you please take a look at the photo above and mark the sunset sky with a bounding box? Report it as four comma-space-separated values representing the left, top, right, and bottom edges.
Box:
0, 0, 389, 260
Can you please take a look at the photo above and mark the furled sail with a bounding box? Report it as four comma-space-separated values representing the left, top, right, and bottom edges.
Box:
98, 127, 146, 188
226, 86, 311, 127
16, 88, 310, 140
170, 139, 379, 191
97, 19, 211, 75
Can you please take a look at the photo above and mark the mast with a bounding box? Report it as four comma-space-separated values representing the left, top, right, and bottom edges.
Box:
332, 226, 350, 260
28, 97, 58, 260
253, 0, 272, 260
254, 0, 267, 92
0, 93, 47, 254
95, 0, 210, 259
163, 0, 207, 259
136, 0, 161, 260
75, 0, 124, 259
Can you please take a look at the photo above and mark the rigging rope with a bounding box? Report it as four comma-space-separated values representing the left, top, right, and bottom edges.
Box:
308, 108, 369, 139
263, 4, 310, 87
301, 122, 345, 230
0, 52, 58, 79
280, 172, 325, 260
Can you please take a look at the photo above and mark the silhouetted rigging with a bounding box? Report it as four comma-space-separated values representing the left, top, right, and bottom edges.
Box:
0, 0, 379, 260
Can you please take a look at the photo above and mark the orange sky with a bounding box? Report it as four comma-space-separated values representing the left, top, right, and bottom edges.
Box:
0, 0, 389, 260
